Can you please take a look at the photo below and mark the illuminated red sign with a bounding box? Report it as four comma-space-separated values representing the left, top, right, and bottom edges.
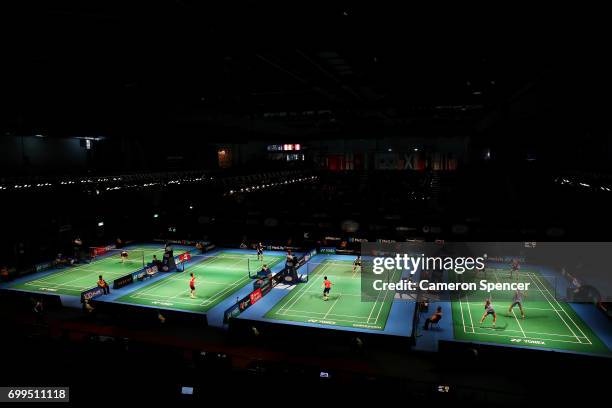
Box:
249, 288, 263, 305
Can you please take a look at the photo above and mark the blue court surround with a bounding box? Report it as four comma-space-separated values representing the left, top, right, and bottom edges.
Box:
237, 253, 414, 337
1, 245, 291, 323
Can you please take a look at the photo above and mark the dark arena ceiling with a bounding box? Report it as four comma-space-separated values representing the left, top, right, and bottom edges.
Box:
0, 2, 548, 141
1, 1, 610, 142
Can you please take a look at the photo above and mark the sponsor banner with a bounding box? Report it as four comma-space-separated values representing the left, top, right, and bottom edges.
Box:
113, 274, 134, 289
320, 247, 336, 254
266, 245, 301, 252
81, 286, 104, 303
34, 261, 55, 273
348, 237, 368, 243
154, 238, 210, 246
91, 244, 117, 257
113, 265, 159, 289
486, 255, 526, 263
238, 295, 252, 312
144, 265, 158, 276
223, 303, 241, 322
298, 248, 317, 267
174, 252, 192, 264
260, 279, 273, 296
336, 248, 359, 255
249, 288, 263, 305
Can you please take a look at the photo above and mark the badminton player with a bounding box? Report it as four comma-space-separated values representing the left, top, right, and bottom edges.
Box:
352, 256, 362, 274
508, 289, 526, 319
322, 276, 333, 301
189, 272, 196, 298
480, 298, 497, 327
120, 250, 129, 263
256, 242, 264, 262
510, 258, 520, 279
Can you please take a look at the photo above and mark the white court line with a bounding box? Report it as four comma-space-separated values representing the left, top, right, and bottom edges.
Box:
198, 275, 250, 306
300, 290, 361, 297
526, 272, 582, 344
274, 312, 384, 327
522, 306, 563, 312
131, 256, 255, 306
371, 267, 399, 326
132, 256, 244, 296
128, 280, 240, 299
491, 269, 525, 338
512, 309, 527, 337
25, 282, 93, 289
467, 329, 585, 345
23, 286, 83, 293
277, 309, 370, 319
475, 325, 588, 338
531, 273, 592, 345
22, 247, 164, 290
130, 259, 252, 307
323, 297, 341, 320
458, 293, 467, 334
366, 266, 387, 325
464, 293, 476, 333
191, 255, 270, 305
165, 257, 248, 302
274, 260, 391, 326
126, 295, 204, 307
25, 268, 128, 291
277, 262, 332, 315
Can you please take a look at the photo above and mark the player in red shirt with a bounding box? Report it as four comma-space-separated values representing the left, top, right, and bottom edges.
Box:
322, 276, 333, 301
189, 272, 196, 298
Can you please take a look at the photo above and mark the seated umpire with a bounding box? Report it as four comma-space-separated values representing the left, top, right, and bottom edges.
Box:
97, 275, 110, 295
284, 251, 299, 282
257, 264, 272, 279
151, 255, 163, 268
423, 306, 443, 330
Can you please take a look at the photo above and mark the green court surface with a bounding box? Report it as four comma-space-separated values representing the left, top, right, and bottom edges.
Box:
115, 252, 284, 313
264, 260, 397, 330
10, 247, 167, 296
451, 268, 610, 355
